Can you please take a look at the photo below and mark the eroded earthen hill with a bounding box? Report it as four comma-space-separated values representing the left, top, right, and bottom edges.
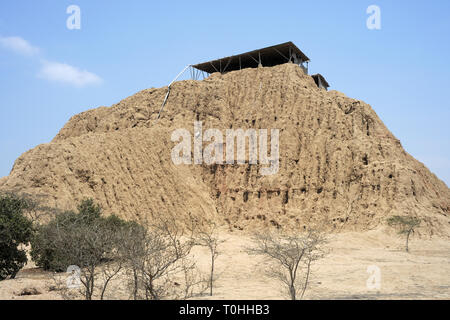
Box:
1, 63, 449, 235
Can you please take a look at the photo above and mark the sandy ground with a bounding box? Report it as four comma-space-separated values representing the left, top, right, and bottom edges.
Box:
1, 228, 449, 300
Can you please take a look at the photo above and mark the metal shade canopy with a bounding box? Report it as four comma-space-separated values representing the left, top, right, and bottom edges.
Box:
192, 41, 310, 74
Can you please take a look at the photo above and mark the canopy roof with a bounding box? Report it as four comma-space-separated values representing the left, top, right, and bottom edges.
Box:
192, 41, 310, 74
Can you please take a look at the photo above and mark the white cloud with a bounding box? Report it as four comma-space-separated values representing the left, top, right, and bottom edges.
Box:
0, 35, 103, 88
0, 36, 40, 56
38, 60, 103, 87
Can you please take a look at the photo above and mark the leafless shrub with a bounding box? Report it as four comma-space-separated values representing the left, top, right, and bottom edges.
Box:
98, 261, 124, 300
174, 256, 209, 300
123, 214, 206, 300
118, 222, 147, 300
248, 229, 327, 300
193, 220, 225, 296
49, 271, 79, 300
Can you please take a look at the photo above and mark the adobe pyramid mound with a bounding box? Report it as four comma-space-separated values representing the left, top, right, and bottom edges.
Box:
1, 63, 449, 235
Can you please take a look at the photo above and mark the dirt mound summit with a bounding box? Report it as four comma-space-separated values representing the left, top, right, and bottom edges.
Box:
1, 63, 449, 235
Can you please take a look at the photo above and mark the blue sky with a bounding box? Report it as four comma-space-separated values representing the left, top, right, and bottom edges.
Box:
0, 0, 449, 186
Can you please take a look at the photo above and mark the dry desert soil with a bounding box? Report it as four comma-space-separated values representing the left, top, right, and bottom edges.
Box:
1, 228, 448, 300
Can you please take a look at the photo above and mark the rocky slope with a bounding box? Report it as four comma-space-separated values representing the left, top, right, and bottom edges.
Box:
1, 63, 449, 235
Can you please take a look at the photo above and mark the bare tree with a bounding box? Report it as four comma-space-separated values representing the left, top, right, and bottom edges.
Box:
176, 256, 209, 300
125, 215, 198, 300
66, 220, 120, 300
98, 258, 124, 300
387, 216, 421, 252
118, 222, 147, 300
248, 230, 326, 300
116, 214, 210, 300
193, 221, 224, 296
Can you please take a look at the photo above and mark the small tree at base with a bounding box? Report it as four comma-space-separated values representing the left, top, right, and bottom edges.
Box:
387, 216, 421, 252
123, 214, 199, 300
193, 221, 224, 296
248, 229, 326, 300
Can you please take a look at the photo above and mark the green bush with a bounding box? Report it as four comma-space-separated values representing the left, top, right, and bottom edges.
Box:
0, 194, 34, 280
30, 199, 131, 272
77, 198, 102, 222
